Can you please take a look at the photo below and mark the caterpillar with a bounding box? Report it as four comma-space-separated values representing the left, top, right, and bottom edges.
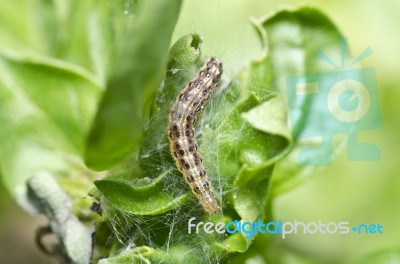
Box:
167, 58, 222, 214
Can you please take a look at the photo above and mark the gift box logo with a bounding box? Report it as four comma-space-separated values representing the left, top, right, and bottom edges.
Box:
287, 40, 381, 165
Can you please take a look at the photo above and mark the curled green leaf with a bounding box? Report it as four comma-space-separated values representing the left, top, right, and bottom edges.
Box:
253, 7, 350, 196
94, 170, 190, 215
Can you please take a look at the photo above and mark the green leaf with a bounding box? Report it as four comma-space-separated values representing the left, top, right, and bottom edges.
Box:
98, 246, 206, 264
0, 50, 101, 208
252, 7, 349, 195
167, 33, 203, 69
85, 0, 183, 171
253, 6, 343, 97
0, 50, 101, 152
241, 95, 292, 165
94, 170, 190, 215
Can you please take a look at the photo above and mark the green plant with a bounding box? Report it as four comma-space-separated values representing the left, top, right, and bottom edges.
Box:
0, 1, 357, 263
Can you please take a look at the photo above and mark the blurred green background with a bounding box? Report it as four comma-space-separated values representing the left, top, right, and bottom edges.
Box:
1, 0, 399, 263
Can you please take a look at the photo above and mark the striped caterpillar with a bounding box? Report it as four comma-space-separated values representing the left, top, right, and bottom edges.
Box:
167, 58, 222, 214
